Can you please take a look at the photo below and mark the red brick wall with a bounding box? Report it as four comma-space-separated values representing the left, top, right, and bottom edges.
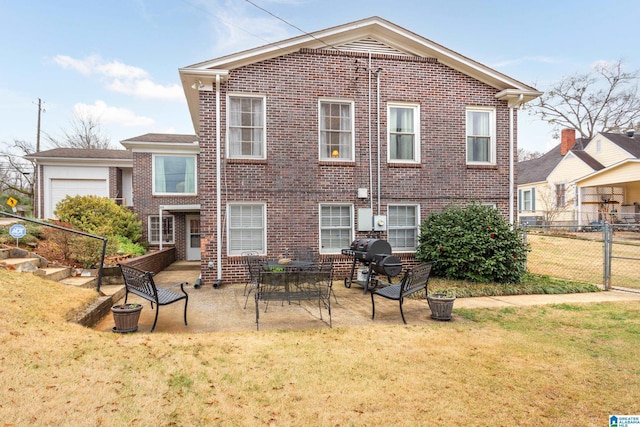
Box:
131, 152, 199, 257
121, 247, 176, 274
197, 49, 518, 285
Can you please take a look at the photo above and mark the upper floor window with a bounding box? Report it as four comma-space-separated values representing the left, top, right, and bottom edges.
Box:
319, 100, 353, 161
148, 215, 175, 244
319, 204, 353, 253
153, 155, 196, 195
388, 103, 420, 162
228, 203, 266, 255
388, 205, 419, 251
466, 107, 496, 164
228, 95, 265, 159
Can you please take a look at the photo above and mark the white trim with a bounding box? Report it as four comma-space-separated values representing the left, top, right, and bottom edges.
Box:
465, 106, 496, 165
149, 215, 175, 245
151, 154, 198, 196
226, 202, 267, 256
318, 203, 354, 254
226, 93, 267, 160
387, 204, 420, 252
387, 102, 421, 164
318, 98, 356, 162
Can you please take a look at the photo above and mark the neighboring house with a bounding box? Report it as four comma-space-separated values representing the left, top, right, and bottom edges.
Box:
177, 16, 541, 285
518, 128, 640, 226
25, 148, 133, 220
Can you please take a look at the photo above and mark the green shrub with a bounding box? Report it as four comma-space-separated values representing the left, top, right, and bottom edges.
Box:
116, 235, 146, 257
416, 203, 529, 283
54, 195, 142, 242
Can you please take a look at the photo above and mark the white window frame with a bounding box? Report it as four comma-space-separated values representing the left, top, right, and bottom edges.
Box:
227, 202, 267, 256
388, 103, 420, 163
521, 189, 534, 211
152, 154, 197, 196
148, 215, 175, 244
387, 204, 420, 252
227, 94, 266, 159
319, 203, 353, 254
466, 107, 496, 165
318, 99, 355, 161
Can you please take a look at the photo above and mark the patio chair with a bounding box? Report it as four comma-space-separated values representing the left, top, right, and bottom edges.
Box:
292, 247, 318, 262
370, 263, 433, 324
242, 251, 264, 309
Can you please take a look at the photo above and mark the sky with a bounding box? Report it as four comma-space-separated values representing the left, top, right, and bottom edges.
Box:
1, 0, 639, 154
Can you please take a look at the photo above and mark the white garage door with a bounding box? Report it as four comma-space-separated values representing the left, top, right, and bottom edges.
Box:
49, 179, 108, 218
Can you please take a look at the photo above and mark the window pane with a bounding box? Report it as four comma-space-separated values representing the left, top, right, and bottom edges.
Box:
320, 205, 351, 252
320, 102, 352, 160
388, 206, 418, 250
154, 156, 196, 194
229, 97, 264, 158
149, 216, 174, 244
466, 110, 492, 163
390, 106, 417, 161
229, 204, 264, 253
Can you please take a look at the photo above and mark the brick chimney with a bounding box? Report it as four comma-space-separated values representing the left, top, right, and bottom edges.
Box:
560, 128, 576, 155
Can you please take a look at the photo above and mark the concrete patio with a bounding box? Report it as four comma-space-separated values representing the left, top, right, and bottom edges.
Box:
93, 262, 640, 334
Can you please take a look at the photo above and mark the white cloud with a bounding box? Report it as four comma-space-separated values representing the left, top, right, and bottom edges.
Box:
74, 101, 155, 127
491, 56, 562, 69
53, 54, 183, 101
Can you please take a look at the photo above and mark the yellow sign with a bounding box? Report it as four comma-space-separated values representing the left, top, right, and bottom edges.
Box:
6, 197, 18, 208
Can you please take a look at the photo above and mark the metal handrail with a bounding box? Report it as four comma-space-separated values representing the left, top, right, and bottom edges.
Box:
0, 211, 108, 293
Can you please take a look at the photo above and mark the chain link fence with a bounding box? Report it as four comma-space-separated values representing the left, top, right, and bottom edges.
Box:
522, 223, 640, 291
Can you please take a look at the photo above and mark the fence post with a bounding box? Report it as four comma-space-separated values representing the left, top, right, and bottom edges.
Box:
521, 223, 528, 272
603, 222, 612, 291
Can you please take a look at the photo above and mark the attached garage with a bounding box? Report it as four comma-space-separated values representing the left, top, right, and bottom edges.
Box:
48, 178, 109, 219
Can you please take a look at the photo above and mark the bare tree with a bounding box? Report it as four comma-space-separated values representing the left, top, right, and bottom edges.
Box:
529, 59, 640, 139
518, 148, 544, 162
0, 139, 35, 200
45, 112, 112, 149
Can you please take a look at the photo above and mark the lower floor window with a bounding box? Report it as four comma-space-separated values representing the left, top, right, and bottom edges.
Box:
228, 203, 266, 255
149, 215, 175, 244
388, 205, 419, 251
320, 204, 352, 253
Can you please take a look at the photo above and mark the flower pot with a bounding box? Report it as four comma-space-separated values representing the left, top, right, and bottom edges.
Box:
111, 303, 143, 333
427, 294, 455, 321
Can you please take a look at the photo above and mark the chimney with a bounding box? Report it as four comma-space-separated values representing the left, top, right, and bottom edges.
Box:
560, 128, 576, 155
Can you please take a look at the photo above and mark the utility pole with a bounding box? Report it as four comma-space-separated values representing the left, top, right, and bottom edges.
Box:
36, 98, 44, 152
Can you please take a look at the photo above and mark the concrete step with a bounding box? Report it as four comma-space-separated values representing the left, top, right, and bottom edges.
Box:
35, 267, 72, 282
60, 276, 99, 289
0, 257, 41, 271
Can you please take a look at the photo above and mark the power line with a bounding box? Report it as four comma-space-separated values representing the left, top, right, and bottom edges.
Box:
243, 0, 338, 50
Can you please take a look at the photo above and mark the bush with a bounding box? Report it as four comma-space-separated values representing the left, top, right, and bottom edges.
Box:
416, 204, 529, 283
54, 195, 142, 242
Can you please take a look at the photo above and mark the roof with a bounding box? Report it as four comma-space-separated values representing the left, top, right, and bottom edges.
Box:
25, 147, 132, 160
517, 138, 591, 185
599, 132, 640, 158
120, 133, 198, 144
179, 16, 541, 135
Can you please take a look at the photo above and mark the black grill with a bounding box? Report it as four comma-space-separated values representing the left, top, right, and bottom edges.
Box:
342, 238, 401, 293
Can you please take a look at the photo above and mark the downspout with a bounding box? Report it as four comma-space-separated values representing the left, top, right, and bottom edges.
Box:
368, 52, 373, 211
376, 67, 382, 215
509, 93, 524, 226
159, 205, 163, 250
215, 74, 223, 286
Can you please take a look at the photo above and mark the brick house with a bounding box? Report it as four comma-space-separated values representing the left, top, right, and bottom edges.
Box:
176, 16, 541, 286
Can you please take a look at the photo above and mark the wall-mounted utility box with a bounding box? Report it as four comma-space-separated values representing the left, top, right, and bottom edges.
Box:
358, 208, 373, 231
373, 215, 387, 231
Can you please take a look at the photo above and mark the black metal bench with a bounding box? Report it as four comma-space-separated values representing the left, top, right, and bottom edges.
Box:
117, 264, 189, 332
370, 263, 433, 324
255, 264, 333, 330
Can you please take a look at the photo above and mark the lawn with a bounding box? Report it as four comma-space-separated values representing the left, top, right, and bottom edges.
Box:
527, 233, 640, 289
1, 269, 639, 426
